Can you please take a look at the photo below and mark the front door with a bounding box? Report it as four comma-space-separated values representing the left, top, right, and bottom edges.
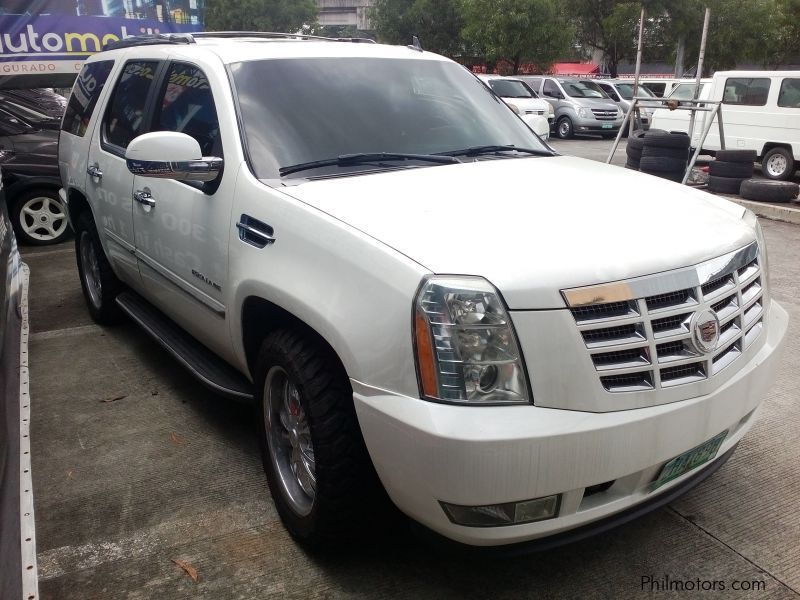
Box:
131, 61, 234, 358
87, 59, 161, 287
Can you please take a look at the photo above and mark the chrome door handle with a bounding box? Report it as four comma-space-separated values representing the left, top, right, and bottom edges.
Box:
86, 165, 103, 179
133, 189, 155, 207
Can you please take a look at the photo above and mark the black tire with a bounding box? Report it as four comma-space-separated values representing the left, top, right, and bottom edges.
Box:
761, 147, 796, 181
709, 160, 754, 178
625, 157, 640, 170
625, 144, 642, 160
255, 329, 390, 548
9, 188, 71, 246
639, 155, 688, 173
74, 211, 123, 324
642, 130, 691, 149
708, 175, 747, 194
556, 116, 573, 139
626, 129, 654, 152
641, 145, 689, 161
739, 178, 800, 202
715, 149, 757, 163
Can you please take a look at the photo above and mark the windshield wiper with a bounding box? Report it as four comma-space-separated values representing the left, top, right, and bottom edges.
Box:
437, 144, 553, 158
279, 152, 460, 176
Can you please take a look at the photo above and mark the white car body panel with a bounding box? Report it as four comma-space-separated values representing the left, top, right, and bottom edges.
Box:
282, 155, 753, 309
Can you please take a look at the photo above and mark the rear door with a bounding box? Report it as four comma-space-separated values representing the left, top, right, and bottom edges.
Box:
86, 58, 162, 287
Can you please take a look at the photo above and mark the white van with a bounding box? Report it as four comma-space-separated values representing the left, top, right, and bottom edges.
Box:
648, 79, 712, 135
652, 71, 800, 180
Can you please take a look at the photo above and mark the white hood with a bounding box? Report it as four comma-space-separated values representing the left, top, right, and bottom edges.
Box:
280, 156, 753, 309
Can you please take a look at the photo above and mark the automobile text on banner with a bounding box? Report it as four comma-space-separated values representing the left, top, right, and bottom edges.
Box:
0, 0, 204, 87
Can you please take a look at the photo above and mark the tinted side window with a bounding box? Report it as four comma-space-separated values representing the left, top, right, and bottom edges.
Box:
778, 78, 800, 108
62, 60, 114, 137
543, 79, 560, 97
722, 77, 770, 106
153, 63, 220, 156
103, 61, 158, 149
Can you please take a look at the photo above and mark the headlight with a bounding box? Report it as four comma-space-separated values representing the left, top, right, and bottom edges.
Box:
413, 276, 530, 405
507, 102, 520, 115
547, 103, 554, 116
577, 106, 588, 118
744, 209, 770, 289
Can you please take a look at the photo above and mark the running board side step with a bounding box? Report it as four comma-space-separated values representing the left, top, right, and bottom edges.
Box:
115, 291, 254, 401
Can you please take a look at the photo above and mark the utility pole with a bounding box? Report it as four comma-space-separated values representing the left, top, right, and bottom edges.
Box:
630, 6, 645, 135
687, 7, 711, 141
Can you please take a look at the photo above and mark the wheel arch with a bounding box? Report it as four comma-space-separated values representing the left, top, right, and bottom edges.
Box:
760, 142, 793, 160
241, 295, 351, 386
3, 176, 61, 203
65, 187, 92, 229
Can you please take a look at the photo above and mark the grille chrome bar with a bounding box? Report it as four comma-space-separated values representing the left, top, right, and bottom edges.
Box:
564, 243, 764, 393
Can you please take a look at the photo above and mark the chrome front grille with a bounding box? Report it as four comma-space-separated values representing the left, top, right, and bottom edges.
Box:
524, 109, 545, 116
591, 109, 618, 120
564, 244, 764, 393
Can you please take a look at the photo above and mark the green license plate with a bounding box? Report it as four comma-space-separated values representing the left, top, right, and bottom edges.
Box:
652, 430, 728, 490
602, 123, 613, 129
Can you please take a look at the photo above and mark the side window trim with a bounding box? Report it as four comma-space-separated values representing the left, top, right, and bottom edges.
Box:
100, 59, 166, 158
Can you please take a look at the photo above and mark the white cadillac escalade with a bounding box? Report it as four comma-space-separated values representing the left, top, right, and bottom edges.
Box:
57, 33, 788, 550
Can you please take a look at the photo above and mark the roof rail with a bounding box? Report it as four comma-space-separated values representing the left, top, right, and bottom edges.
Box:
191, 31, 376, 44
103, 33, 195, 51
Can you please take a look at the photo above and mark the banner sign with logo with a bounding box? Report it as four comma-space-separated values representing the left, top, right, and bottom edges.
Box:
0, 0, 204, 87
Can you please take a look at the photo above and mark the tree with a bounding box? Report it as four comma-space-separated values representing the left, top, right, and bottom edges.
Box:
205, 0, 317, 32
461, 0, 574, 74
371, 0, 466, 56
566, 0, 666, 77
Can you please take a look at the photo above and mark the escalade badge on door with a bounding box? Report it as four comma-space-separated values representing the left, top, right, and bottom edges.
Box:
691, 308, 721, 354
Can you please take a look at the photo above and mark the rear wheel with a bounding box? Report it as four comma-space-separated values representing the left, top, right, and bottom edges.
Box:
75, 211, 123, 324
762, 147, 795, 181
10, 188, 70, 246
255, 329, 390, 547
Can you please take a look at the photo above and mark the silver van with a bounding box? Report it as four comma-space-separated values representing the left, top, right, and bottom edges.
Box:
520, 76, 623, 139
593, 79, 660, 131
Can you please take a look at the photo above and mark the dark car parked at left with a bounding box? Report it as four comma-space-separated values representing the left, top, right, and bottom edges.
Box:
0, 89, 66, 246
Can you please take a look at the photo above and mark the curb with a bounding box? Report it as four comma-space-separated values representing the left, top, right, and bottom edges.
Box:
721, 196, 800, 225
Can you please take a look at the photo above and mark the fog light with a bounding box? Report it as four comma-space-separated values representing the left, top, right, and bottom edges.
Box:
440, 494, 560, 527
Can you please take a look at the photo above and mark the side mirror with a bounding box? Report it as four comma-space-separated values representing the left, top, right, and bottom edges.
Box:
125, 131, 222, 182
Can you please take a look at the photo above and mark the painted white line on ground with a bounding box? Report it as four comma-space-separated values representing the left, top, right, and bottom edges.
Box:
18, 263, 39, 600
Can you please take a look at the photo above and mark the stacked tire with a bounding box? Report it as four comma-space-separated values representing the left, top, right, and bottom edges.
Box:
739, 179, 799, 203
638, 131, 690, 182
624, 129, 648, 170
708, 150, 756, 195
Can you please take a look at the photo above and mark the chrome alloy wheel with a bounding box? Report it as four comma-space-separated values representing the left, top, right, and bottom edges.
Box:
79, 231, 103, 309
264, 366, 316, 516
766, 153, 788, 178
19, 195, 67, 242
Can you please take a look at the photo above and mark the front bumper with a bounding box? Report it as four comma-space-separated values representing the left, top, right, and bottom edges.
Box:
353, 300, 787, 547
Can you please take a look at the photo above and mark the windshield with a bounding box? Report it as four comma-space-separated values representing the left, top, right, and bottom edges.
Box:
615, 83, 655, 100
230, 58, 549, 179
669, 83, 706, 101
488, 79, 535, 99
561, 80, 606, 98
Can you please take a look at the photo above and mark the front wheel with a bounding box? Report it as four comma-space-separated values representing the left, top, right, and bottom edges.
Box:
255, 329, 390, 547
556, 117, 574, 139
762, 147, 795, 181
10, 188, 70, 245
75, 211, 123, 324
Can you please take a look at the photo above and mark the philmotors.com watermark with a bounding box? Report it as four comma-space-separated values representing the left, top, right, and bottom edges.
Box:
641, 575, 767, 593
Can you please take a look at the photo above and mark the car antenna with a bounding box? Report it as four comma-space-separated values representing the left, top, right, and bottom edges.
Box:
409, 35, 423, 52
